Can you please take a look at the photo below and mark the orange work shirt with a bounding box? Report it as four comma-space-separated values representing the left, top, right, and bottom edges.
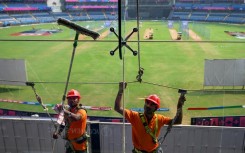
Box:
66, 109, 87, 151
124, 109, 171, 152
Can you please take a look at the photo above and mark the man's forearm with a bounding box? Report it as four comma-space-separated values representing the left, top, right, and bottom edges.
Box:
174, 108, 183, 124
114, 91, 123, 115
114, 82, 127, 115
174, 95, 185, 124
64, 110, 81, 121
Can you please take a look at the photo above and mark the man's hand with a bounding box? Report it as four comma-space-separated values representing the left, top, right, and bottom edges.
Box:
53, 104, 63, 112
63, 109, 70, 115
119, 82, 127, 93
53, 132, 59, 139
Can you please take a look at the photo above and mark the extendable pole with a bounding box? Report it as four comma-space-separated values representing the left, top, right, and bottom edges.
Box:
56, 32, 79, 137
61, 32, 79, 106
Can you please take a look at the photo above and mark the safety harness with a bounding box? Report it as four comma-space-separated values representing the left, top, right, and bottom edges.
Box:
64, 107, 90, 153
139, 113, 158, 144
133, 113, 159, 153
65, 133, 90, 153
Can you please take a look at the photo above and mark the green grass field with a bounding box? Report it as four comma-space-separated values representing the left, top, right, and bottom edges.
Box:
0, 20, 244, 124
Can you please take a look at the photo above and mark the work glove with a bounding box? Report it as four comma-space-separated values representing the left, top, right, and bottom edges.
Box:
53, 104, 63, 113
53, 132, 59, 139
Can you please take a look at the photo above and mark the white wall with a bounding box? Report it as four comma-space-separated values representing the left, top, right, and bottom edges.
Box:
0, 117, 244, 153
204, 59, 245, 86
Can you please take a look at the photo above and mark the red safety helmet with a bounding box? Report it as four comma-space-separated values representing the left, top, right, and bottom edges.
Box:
145, 94, 160, 109
67, 89, 81, 100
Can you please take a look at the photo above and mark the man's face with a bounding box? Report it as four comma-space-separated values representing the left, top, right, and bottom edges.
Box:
67, 96, 79, 108
144, 100, 158, 114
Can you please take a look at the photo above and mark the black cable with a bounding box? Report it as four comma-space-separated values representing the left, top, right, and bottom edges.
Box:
0, 39, 244, 43
0, 80, 125, 85
2, 80, 245, 92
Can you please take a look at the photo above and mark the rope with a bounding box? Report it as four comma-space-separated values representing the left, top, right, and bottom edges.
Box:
0, 39, 244, 43
52, 139, 57, 153
26, 82, 57, 126
135, 0, 144, 83
2, 80, 244, 92
141, 81, 180, 90
0, 80, 124, 85
159, 107, 182, 145
122, 52, 126, 153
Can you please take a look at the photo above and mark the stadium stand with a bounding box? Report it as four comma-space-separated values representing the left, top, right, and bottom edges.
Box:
0, 0, 244, 27
50, 12, 71, 20
170, 0, 245, 24
206, 12, 228, 22
64, 0, 117, 21
225, 12, 245, 23
172, 11, 190, 20
127, 0, 172, 19
68, 11, 89, 21
0, 0, 52, 26
32, 12, 55, 23
189, 11, 208, 21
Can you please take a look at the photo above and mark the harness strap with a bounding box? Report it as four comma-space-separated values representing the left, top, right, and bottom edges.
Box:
65, 141, 76, 153
139, 113, 158, 144
62, 107, 90, 152
133, 148, 157, 153
71, 132, 90, 143
64, 133, 89, 153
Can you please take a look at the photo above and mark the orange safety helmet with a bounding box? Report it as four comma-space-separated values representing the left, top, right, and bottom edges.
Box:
145, 94, 160, 109
67, 89, 81, 100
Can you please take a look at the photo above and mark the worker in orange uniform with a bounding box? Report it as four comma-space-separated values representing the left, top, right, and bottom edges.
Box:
53, 89, 88, 153
114, 82, 186, 153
